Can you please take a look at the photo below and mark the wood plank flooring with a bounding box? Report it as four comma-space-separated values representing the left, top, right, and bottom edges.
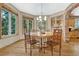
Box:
0, 39, 79, 56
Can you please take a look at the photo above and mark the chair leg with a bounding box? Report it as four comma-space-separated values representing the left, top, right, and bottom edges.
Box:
25, 45, 27, 53
39, 48, 41, 55
25, 41, 27, 53
30, 45, 32, 56
44, 43, 46, 54
59, 44, 61, 56
51, 45, 53, 56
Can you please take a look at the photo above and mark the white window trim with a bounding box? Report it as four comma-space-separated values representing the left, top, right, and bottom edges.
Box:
8, 12, 11, 36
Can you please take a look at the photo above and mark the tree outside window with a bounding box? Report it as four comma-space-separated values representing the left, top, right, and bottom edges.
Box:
1, 9, 9, 35
23, 17, 33, 32
1, 9, 16, 36
11, 14, 16, 34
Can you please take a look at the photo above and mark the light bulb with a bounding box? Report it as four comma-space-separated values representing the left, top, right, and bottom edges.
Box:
44, 16, 47, 21
39, 18, 42, 21
39, 16, 42, 19
37, 17, 39, 20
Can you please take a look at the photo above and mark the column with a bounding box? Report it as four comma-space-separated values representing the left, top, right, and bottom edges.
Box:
62, 14, 66, 42
0, 7, 2, 39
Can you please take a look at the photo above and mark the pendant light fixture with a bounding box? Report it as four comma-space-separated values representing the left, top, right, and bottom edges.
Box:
36, 3, 47, 21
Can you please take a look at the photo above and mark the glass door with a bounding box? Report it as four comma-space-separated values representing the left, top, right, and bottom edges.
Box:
23, 17, 33, 33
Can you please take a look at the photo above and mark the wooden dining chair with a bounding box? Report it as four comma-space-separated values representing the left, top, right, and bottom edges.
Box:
24, 33, 39, 56
44, 29, 62, 56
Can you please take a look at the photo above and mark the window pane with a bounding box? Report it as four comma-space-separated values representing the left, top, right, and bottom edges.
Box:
26, 19, 30, 32
11, 14, 16, 34
23, 19, 27, 28
75, 18, 79, 29
29, 20, 32, 31
23, 17, 32, 32
1, 9, 9, 35
23, 18, 27, 32
42, 20, 46, 30
36, 19, 46, 31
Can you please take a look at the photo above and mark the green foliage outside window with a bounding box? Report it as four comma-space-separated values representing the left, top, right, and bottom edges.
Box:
29, 20, 32, 31
11, 14, 16, 34
1, 9, 16, 35
37, 20, 46, 31
23, 17, 32, 32
23, 19, 27, 28
2, 10, 9, 35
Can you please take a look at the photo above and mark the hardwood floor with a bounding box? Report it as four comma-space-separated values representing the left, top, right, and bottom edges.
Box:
0, 39, 79, 56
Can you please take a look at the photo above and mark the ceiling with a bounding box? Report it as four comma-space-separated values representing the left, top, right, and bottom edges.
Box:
11, 3, 71, 15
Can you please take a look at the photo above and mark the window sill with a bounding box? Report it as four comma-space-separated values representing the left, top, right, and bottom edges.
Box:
1, 34, 18, 39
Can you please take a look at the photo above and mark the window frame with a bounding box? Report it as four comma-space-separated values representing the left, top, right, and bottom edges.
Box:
1, 8, 17, 38
1, 9, 9, 36
0, 8, 2, 39
22, 16, 33, 33
36, 17, 47, 31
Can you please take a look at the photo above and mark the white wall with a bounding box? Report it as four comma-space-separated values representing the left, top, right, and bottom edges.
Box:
0, 35, 20, 48
61, 14, 66, 42
18, 12, 24, 39
47, 17, 51, 31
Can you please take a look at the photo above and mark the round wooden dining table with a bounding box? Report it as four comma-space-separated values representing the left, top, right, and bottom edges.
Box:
29, 32, 53, 51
